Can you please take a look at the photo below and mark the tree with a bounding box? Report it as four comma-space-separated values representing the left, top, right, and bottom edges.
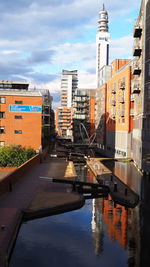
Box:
0, 145, 36, 167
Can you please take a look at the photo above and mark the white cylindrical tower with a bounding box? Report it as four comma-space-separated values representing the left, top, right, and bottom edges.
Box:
96, 4, 110, 87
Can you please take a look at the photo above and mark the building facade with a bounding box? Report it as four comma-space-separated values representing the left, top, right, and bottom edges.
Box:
56, 107, 73, 139
72, 89, 96, 143
40, 90, 54, 147
95, 83, 107, 151
131, 0, 150, 173
142, 0, 150, 173
95, 59, 133, 158
57, 70, 78, 139
0, 81, 54, 151
0, 90, 42, 151
106, 59, 132, 158
96, 4, 110, 88
60, 70, 78, 108
132, 0, 145, 170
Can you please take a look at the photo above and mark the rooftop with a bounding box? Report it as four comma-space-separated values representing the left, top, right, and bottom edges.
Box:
0, 90, 42, 97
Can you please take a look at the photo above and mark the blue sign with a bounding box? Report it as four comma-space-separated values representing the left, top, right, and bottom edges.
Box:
9, 105, 42, 113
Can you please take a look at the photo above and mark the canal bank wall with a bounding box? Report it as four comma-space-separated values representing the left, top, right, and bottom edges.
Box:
0, 157, 85, 267
87, 158, 139, 208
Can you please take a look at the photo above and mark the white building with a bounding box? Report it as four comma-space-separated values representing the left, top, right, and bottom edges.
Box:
96, 4, 110, 88
60, 70, 78, 108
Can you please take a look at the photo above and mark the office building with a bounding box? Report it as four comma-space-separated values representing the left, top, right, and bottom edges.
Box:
0, 81, 54, 151
0, 90, 42, 151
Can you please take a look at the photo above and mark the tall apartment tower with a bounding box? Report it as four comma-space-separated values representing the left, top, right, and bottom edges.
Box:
96, 4, 110, 87
60, 70, 78, 108
56, 70, 78, 139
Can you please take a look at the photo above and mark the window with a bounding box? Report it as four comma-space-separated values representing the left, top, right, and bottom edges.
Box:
0, 97, 6, 104
14, 130, 22, 134
148, 63, 150, 76
0, 127, 5, 133
14, 115, 22, 119
15, 101, 23, 104
0, 112, 5, 118
147, 84, 150, 98
0, 141, 5, 146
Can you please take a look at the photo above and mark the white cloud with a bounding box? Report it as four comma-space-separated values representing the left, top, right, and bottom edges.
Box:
78, 70, 96, 89
110, 35, 133, 62
0, 0, 141, 106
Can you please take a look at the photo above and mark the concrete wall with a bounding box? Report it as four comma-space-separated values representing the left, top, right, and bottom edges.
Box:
106, 130, 131, 158
0, 148, 48, 196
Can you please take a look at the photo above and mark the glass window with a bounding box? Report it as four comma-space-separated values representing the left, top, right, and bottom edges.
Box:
14, 115, 22, 119
14, 130, 22, 134
0, 112, 5, 118
148, 64, 150, 76
147, 84, 150, 98
15, 101, 23, 104
0, 97, 6, 104
0, 127, 5, 133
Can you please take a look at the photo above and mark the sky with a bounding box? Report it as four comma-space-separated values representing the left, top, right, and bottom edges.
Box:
0, 0, 141, 109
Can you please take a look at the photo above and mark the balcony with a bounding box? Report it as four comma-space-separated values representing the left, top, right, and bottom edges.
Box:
133, 25, 142, 38
110, 112, 116, 119
133, 61, 141, 75
74, 98, 87, 103
111, 100, 116, 106
119, 82, 125, 90
130, 94, 135, 102
133, 67, 141, 75
73, 104, 88, 108
119, 111, 125, 117
118, 96, 125, 103
130, 109, 134, 116
132, 83, 141, 94
111, 88, 116, 94
133, 45, 142, 57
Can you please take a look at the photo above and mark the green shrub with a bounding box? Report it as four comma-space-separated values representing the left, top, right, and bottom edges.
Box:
0, 145, 36, 167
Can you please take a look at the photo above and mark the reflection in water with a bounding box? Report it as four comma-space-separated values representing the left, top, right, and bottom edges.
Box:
9, 162, 150, 267
140, 176, 150, 267
10, 199, 128, 267
103, 161, 142, 194
92, 196, 140, 267
91, 199, 104, 256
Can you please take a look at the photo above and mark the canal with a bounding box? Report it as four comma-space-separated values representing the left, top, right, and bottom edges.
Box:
9, 161, 150, 267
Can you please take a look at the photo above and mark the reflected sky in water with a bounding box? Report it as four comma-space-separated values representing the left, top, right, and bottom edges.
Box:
9, 199, 128, 267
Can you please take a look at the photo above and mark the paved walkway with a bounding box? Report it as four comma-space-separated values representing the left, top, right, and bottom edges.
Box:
0, 156, 84, 266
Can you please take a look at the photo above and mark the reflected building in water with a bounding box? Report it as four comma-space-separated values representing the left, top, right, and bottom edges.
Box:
91, 199, 104, 256
91, 194, 140, 266
140, 174, 150, 267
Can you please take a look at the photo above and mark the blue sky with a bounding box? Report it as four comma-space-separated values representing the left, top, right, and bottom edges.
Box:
0, 0, 141, 108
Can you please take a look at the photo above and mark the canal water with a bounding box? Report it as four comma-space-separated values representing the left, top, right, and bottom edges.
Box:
9, 162, 150, 267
